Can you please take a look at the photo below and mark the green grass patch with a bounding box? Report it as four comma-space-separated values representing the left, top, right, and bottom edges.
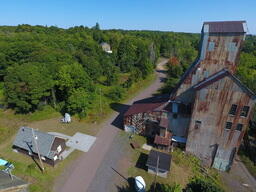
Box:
22, 105, 60, 122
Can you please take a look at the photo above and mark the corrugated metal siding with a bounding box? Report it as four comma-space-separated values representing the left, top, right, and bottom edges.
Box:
186, 77, 255, 167
175, 33, 245, 98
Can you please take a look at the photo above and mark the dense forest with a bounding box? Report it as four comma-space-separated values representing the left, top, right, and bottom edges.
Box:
0, 23, 255, 120
0, 24, 199, 117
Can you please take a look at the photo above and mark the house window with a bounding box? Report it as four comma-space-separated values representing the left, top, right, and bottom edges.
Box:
240, 106, 250, 117
229, 104, 237, 115
195, 120, 201, 129
53, 155, 58, 161
57, 145, 62, 153
228, 42, 237, 52
208, 42, 215, 51
225, 122, 232, 130
236, 124, 243, 131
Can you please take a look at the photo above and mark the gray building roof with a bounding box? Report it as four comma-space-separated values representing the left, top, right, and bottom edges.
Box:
13, 127, 56, 160
0, 171, 28, 191
203, 21, 247, 33
146, 150, 171, 172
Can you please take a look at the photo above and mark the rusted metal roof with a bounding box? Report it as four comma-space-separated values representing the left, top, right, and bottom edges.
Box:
125, 95, 170, 116
193, 69, 256, 98
154, 131, 172, 146
124, 102, 165, 116
154, 135, 170, 146
203, 21, 246, 33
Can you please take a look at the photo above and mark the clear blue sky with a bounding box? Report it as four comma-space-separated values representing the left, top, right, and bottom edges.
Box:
1, 0, 255, 34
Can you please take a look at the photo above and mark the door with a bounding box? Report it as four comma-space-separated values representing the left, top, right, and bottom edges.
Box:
212, 148, 234, 171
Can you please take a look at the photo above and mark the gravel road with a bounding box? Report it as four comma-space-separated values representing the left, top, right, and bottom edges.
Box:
55, 59, 168, 192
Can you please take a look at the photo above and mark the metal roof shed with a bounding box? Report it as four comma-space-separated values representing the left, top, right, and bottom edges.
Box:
146, 150, 171, 178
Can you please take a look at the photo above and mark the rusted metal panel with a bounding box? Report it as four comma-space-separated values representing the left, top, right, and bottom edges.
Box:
186, 76, 255, 167
175, 32, 245, 98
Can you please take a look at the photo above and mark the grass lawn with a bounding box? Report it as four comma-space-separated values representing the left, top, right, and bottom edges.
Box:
121, 133, 224, 191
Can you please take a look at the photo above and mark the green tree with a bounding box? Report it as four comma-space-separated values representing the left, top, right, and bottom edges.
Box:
57, 62, 92, 96
4, 63, 53, 112
66, 88, 93, 118
185, 178, 224, 192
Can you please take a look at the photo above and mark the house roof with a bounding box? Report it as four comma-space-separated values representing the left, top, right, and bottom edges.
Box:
0, 171, 28, 191
193, 69, 256, 99
13, 127, 58, 160
124, 102, 165, 116
100, 42, 110, 46
146, 150, 171, 171
203, 21, 247, 33
124, 95, 170, 116
154, 135, 171, 146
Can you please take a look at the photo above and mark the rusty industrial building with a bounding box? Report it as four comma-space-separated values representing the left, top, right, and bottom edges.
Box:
124, 21, 256, 171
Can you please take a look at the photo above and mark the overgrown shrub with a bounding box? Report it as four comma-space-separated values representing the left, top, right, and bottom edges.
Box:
185, 177, 224, 192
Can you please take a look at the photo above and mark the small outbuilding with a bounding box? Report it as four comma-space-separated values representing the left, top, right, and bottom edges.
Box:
100, 42, 112, 53
12, 127, 66, 166
146, 150, 171, 178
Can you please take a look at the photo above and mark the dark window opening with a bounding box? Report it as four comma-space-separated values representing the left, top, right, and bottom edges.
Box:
225, 122, 232, 130
195, 120, 201, 129
236, 124, 243, 131
240, 106, 250, 117
229, 104, 237, 115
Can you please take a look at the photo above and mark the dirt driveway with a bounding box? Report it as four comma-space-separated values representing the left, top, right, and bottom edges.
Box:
54, 59, 168, 192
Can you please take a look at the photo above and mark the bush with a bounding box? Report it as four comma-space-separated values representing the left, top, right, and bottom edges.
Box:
105, 86, 125, 101
185, 177, 224, 192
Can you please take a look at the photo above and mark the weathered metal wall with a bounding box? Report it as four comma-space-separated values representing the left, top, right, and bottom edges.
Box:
186, 76, 255, 168
175, 33, 245, 97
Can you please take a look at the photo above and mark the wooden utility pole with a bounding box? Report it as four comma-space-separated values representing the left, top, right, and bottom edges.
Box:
99, 88, 102, 115
32, 128, 45, 173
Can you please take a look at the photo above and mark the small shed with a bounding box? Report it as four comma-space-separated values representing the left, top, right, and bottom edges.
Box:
146, 150, 171, 178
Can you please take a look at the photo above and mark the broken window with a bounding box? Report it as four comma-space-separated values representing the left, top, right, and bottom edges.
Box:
229, 104, 237, 115
208, 42, 215, 51
236, 124, 243, 131
225, 122, 232, 130
195, 120, 201, 129
240, 106, 249, 117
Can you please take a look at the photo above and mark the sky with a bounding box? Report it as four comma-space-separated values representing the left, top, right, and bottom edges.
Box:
0, 0, 255, 34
